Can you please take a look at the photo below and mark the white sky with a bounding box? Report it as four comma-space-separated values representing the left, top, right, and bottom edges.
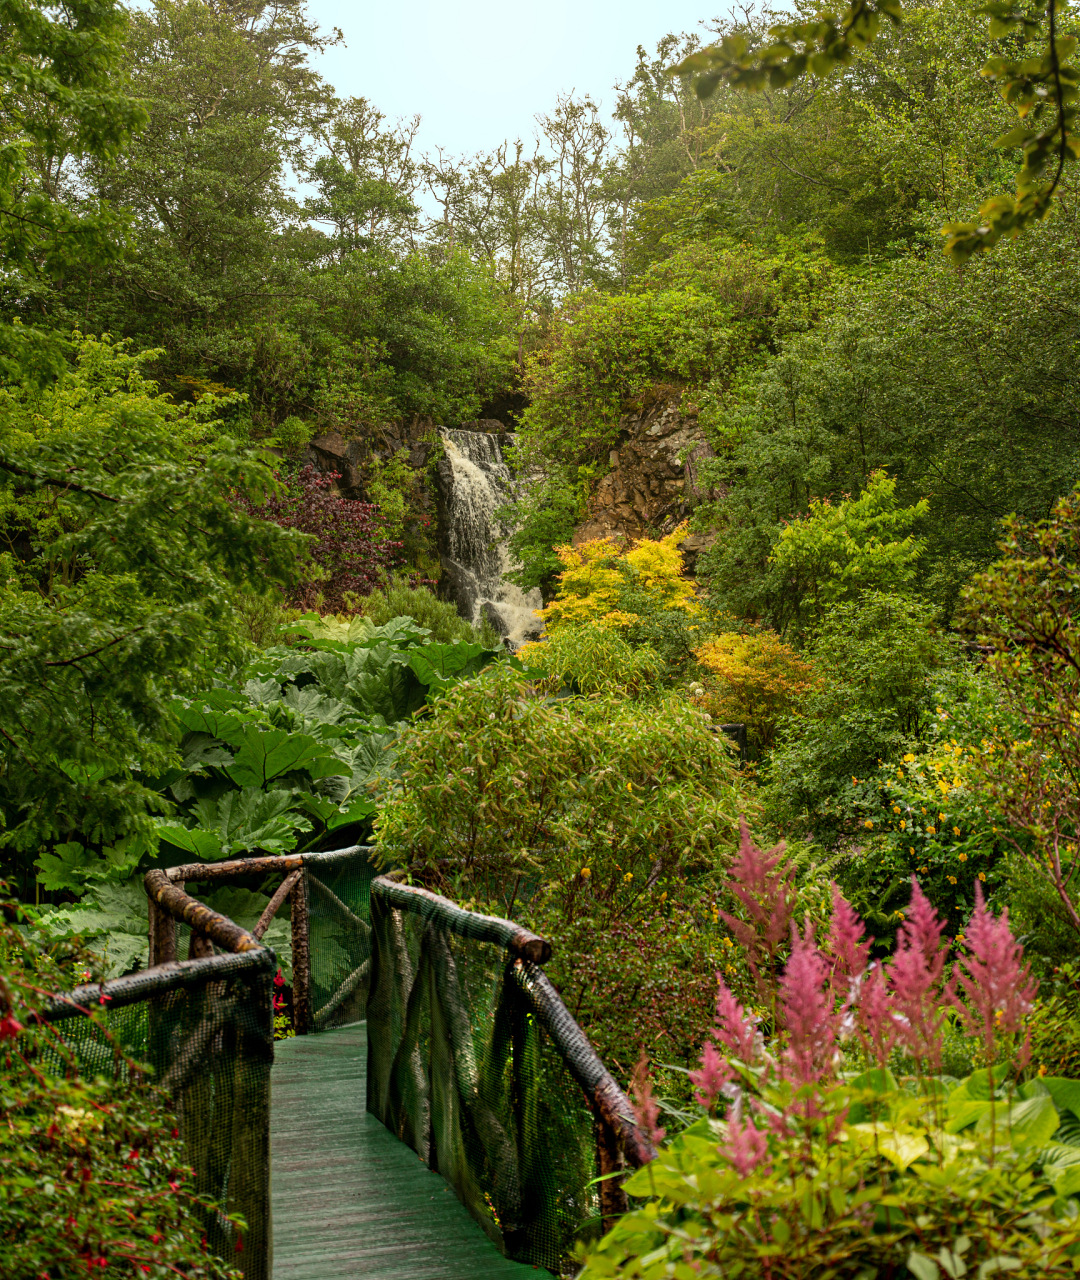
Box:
306, 0, 721, 159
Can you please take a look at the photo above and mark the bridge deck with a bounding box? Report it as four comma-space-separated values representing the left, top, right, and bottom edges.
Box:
270, 1023, 539, 1279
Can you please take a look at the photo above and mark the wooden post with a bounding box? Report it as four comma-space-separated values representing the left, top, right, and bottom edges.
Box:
290, 874, 312, 1035
595, 1113, 628, 1230
149, 900, 176, 967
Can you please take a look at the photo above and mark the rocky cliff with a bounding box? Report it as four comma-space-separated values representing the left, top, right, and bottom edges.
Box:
571, 397, 719, 566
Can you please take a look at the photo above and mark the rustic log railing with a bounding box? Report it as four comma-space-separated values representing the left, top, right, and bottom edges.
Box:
45, 843, 652, 1278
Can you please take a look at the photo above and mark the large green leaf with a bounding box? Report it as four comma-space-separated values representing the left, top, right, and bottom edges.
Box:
225, 726, 350, 788
342, 644, 427, 721
175, 705, 249, 747
975, 1095, 1059, 1147
160, 788, 312, 858
285, 612, 430, 651
34, 842, 97, 895
407, 641, 498, 686
37, 880, 149, 977
1039, 1077, 1080, 1121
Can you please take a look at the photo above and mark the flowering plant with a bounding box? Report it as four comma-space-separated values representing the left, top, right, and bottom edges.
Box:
581, 825, 1080, 1280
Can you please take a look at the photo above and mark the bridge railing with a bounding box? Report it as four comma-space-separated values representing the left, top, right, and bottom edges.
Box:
42, 844, 652, 1279
367, 873, 655, 1276
41, 879, 276, 1280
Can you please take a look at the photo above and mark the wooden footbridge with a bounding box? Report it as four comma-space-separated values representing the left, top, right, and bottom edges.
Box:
42, 847, 654, 1279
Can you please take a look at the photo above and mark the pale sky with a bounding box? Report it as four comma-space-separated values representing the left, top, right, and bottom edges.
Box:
307, 0, 721, 159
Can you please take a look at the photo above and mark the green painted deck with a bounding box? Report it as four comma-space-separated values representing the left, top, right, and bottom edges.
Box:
270, 1024, 541, 1279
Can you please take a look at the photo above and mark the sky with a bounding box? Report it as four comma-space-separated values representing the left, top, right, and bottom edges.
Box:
306, 0, 720, 160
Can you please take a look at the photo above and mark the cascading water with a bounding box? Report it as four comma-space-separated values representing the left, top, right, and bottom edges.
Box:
435, 428, 544, 647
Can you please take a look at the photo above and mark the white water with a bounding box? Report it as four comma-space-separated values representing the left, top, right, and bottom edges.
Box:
438, 429, 544, 647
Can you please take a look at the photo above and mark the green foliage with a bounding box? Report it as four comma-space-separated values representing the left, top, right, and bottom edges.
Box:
0, 334, 303, 891
763, 591, 956, 840
770, 470, 928, 639
676, 0, 1080, 263
376, 664, 746, 913
836, 673, 1019, 942
698, 216, 1080, 626
0, 0, 147, 382
0, 905, 240, 1278
361, 575, 495, 644
519, 623, 663, 698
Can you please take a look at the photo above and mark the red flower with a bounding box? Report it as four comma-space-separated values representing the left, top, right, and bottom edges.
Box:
0, 1013, 22, 1039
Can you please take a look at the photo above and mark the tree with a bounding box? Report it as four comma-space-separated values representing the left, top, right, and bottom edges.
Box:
675, 0, 1080, 260
0, 0, 146, 380
0, 335, 303, 890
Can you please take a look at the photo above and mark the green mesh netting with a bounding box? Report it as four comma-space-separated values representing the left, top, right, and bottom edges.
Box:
304, 846, 375, 1028
366, 888, 601, 1275
43, 951, 275, 1280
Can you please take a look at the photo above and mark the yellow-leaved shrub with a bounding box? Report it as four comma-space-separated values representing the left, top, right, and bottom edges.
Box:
694, 630, 818, 754
540, 523, 700, 633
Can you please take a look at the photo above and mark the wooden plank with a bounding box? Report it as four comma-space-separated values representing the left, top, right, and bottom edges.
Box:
270, 1024, 542, 1279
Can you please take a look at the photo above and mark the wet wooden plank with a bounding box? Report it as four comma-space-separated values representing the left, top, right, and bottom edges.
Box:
270, 1024, 541, 1279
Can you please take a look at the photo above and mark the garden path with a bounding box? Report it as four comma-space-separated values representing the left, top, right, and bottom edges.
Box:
270, 1023, 539, 1279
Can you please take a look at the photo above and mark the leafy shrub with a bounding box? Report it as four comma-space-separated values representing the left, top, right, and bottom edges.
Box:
763, 591, 955, 841
962, 486, 1080, 945
361, 574, 497, 645
540, 526, 700, 633
581, 840, 1080, 1279
769, 470, 929, 640
519, 623, 663, 697
375, 665, 747, 916
0, 905, 240, 1279
693, 629, 818, 754
233, 464, 402, 611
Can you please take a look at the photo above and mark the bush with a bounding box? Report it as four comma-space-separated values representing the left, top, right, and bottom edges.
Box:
763, 591, 955, 841
581, 845, 1080, 1279
519, 623, 663, 698
361, 574, 498, 645
0, 905, 240, 1279
693, 629, 818, 755
233, 464, 402, 612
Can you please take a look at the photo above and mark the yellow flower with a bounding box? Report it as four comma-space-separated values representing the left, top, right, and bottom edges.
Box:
953, 826, 961, 836
852, 776, 859, 785
895, 910, 906, 921
899, 819, 906, 830
978, 871, 986, 882
947, 875, 957, 885
624, 872, 634, 882
955, 933, 965, 946
864, 819, 873, 829
626, 782, 632, 792
660, 891, 667, 902
909, 847, 915, 855
903, 753, 915, 763
919, 865, 928, 873
722, 937, 733, 949
581, 867, 591, 879
927, 826, 935, 835
893, 805, 901, 814
1039, 1064, 1048, 1077
958, 853, 968, 863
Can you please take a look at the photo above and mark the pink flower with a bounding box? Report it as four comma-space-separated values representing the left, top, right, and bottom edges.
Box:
720, 818, 795, 1000
630, 1053, 666, 1147
778, 923, 837, 1090
712, 978, 758, 1063
953, 882, 1037, 1067
887, 879, 952, 1070
689, 1039, 731, 1109
825, 886, 871, 988
856, 963, 897, 1068
723, 1114, 770, 1177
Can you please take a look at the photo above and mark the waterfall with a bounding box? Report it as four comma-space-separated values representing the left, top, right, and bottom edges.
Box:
435, 429, 544, 647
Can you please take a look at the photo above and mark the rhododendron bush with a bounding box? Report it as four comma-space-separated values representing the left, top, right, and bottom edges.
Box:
581, 824, 1080, 1279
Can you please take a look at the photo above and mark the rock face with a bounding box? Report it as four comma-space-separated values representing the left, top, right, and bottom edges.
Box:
299, 420, 435, 501
572, 397, 720, 567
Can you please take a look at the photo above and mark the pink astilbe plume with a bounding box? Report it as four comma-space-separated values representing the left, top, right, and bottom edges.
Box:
723, 1114, 770, 1177
953, 883, 1038, 1070
720, 818, 796, 999
690, 978, 758, 1108
826, 885, 871, 989
778, 923, 838, 1090
856, 963, 898, 1068
887, 879, 953, 1070
690, 1039, 731, 1109
630, 1053, 666, 1147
